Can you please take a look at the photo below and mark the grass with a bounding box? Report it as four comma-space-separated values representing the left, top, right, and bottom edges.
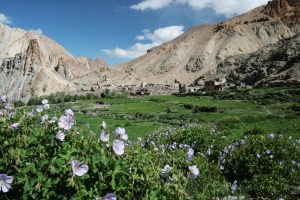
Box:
35, 87, 300, 140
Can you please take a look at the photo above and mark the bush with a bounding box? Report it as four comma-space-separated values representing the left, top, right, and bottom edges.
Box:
13, 100, 25, 107
243, 127, 266, 136
222, 134, 300, 199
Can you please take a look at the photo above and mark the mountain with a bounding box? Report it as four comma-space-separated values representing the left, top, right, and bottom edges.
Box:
0, 23, 108, 100
106, 0, 300, 86
217, 33, 300, 87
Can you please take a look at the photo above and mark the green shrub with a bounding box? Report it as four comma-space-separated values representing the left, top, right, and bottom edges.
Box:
222, 134, 300, 199
243, 127, 266, 136
13, 100, 25, 107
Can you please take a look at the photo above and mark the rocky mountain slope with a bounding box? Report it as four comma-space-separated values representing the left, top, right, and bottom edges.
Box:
106, 0, 300, 86
0, 24, 108, 100
217, 33, 300, 87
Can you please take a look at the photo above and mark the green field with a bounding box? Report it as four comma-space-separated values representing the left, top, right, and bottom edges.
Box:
40, 87, 300, 140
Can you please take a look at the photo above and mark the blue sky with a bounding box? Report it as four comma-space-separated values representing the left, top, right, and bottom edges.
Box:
0, 0, 268, 65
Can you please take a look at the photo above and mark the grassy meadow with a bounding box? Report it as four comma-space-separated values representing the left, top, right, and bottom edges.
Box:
1, 86, 299, 199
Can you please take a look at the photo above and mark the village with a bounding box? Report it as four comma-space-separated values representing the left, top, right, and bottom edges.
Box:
77, 78, 253, 96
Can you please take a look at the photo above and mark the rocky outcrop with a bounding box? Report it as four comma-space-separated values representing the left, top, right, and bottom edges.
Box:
0, 24, 108, 100
217, 34, 300, 86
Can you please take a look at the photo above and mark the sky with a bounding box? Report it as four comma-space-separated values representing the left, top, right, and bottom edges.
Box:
0, 0, 269, 65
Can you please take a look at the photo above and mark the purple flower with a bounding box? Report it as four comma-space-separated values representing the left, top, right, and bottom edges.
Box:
58, 115, 75, 130
186, 148, 194, 161
268, 133, 275, 139
0, 174, 13, 193
114, 127, 128, 141
102, 193, 117, 200
257, 153, 262, 159
112, 140, 125, 156
55, 131, 65, 142
64, 109, 74, 116
187, 165, 199, 180
161, 165, 172, 177
11, 123, 19, 130
100, 130, 110, 142
0, 95, 7, 103
41, 114, 49, 124
71, 160, 89, 176
231, 180, 238, 194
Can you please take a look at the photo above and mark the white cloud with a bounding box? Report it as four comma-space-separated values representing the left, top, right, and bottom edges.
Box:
136, 35, 146, 41
103, 25, 184, 59
29, 28, 43, 34
130, 0, 173, 11
0, 13, 12, 24
131, 0, 269, 17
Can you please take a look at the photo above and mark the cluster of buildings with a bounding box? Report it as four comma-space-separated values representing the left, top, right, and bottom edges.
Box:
77, 78, 252, 96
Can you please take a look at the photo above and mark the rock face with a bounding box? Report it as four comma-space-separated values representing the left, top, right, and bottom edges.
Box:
217, 33, 300, 86
0, 24, 108, 100
105, 0, 300, 86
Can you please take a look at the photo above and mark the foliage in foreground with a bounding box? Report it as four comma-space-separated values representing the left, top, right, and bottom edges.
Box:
0, 95, 299, 199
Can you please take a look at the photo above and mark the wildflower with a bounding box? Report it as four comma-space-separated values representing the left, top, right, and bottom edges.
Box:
161, 165, 172, 177
187, 165, 199, 180
42, 99, 48, 105
114, 127, 128, 141
186, 148, 194, 161
112, 140, 125, 156
71, 160, 89, 176
41, 114, 49, 124
102, 193, 117, 200
43, 103, 50, 109
49, 117, 58, 124
292, 160, 297, 165
58, 115, 75, 130
64, 109, 74, 116
257, 153, 262, 159
36, 106, 44, 113
207, 147, 212, 156
0, 174, 13, 193
266, 149, 271, 155
11, 123, 19, 130
231, 180, 238, 194
55, 131, 65, 142
268, 133, 275, 139
279, 160, 285, 166
220, 165, 224, 171
101, 121, 107, 129
100, 130, 110, 142
270, 155, 274, 159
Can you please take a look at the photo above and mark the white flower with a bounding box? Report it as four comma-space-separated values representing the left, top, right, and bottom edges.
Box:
114, 127, 128, 141
49, 117, 58, 124
36, 106, 44, 113
101, 121, 107, 129
231, 180, 238, 194
64, 109, 74, 116
41, 99, 48, 105
58, 115, 75, 130
0, 95, 7, 103
187, 165, 199, 179
161, 165, 172, 177
41, 114, 49, 124
266, 149, 271, 155
0, 174, 13, 193
268, 133, 275, 139
100, 130, 110, 142
257, 153, 262, 158
207, 147, 212, 156
186, 148, 194, 161
71, 160, 89, 176
112, 140, 125, 156
43, 103, 50, 109
55, 131, 65, 142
